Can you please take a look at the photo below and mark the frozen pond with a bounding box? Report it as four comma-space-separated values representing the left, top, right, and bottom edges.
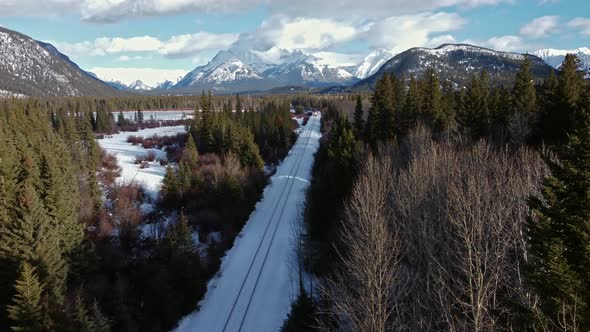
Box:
97, 126, 187, 198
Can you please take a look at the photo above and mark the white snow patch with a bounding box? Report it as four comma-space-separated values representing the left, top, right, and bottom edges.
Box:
97, 126, 187, 199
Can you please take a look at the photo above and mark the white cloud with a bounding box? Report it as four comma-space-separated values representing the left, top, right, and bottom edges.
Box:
89, 67, 187, 86
232, 15, 363, 53
78, 0, 511, 22
116, 55, 146, 62
94, 36, 163, 54
80, 0, 256, 22
311, 52, 364, 67
262, 16, 359, 51
568, 17, 590, 35
0, 0, 80, 17
465, 35, 529, 52
364, 12, 467, 52
519, 16, 559, 38
427, 34, 459, 47
51, 32, 238, 58
159, 32, 238, 57
0, 0, 511, 22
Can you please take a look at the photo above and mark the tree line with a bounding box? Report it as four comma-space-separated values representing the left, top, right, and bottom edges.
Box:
0, 92, 299, 331
290, 54, 590, 331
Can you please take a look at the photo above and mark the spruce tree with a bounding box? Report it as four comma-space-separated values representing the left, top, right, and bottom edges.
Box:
512, 57, 537, 114
91, 300, 111, 332
74, 294, 95, 332
353, 95, 364, 137
559, 54, 584, 109
526, 109, 590, 328
420, 68, 444, 132
401, 74, 421, 136
0, 183, 68, 304
7, 263, 45, 332
161, 166, 179, 203
39, 147, 82, 255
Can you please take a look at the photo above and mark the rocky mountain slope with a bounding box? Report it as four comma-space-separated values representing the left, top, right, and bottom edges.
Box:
0, 27, 119, 97
532, 47, 590, 70
354, 44, 554, 91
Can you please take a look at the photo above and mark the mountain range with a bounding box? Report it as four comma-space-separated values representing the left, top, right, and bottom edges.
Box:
0, 25, 587, 97
353, 44, 555, 91
0, 27, 119, 97
532, 47, 590, 70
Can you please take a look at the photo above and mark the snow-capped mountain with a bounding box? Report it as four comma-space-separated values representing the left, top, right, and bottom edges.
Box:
0, 26, 118, 97
532, 47, 590, 70
264, 53, 357, 86
354, 44, 554, 90
127, 80, 153, 91
173, 51, 278, 93
355, 48, 397, 79
106, 80, 129, 90
155, 80, 176, 90
174, 47, 359, 93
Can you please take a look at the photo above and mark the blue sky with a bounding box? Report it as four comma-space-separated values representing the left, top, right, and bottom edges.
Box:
1, 0, 588, 85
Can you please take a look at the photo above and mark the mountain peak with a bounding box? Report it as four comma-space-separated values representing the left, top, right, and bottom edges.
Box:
354, 43, 554, 91
0, 26, 118, 97
532, 47, 590, 69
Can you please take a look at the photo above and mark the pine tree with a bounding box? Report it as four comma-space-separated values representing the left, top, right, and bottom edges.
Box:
366, 74, 394, 146
559, 54, 584, 109
161, 166, 179, 202
182, 133, 200, 167
459, 72, 490, 138
0, 183, 68, 304
74, 294, 95, 332
535, 55, 585, 145
526, 109, 590, 329
420, 68, 444, 132
353, 95, 364, 137
512, 57, 537, 114
39, 147, 82, 255
7, 263, 45, 332
91, 300, 111, 332
236, 94, 242, 114
401, 74, 421, 136
167, 212, 195, 254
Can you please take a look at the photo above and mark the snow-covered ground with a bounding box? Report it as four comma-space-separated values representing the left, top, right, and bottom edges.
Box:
174, 114, 321, 332
115, 110, 194, 122
97, 126, 187, 198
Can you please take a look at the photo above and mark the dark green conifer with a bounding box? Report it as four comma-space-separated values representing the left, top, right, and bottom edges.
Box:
527, 108, 590, 328
353, 95, 364, 137
512, 57, 537, 114
7, 263, 45, 332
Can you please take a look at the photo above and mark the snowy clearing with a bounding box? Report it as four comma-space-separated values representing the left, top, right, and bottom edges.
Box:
174, 114, 322, 332
97, 126, 187, 199
115, 110, 194, 122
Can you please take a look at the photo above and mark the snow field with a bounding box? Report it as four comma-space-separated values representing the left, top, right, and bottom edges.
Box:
97, 125, 187, 199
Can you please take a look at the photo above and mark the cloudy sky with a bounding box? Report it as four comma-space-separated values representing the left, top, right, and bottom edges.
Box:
1, 0, 588, 85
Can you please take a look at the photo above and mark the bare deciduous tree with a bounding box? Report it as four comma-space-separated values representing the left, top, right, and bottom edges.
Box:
320, 126, 548, 331
322, 154, 400, 332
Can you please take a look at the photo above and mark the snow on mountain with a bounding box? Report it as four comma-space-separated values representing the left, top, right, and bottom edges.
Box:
355, 44, 554, 90
355, 48, 397, 79
532, 47, 590, 69
155, 80, 175, 90
128, 80, 153, 91
0, 26, 117, 97
176, 51, 264, 87
106, 80, 129, 90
